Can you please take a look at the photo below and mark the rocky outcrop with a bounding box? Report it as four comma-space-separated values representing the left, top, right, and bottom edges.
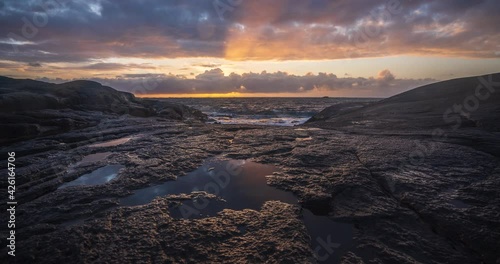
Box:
307, 73, 500, 132
0, 76, 207, 144
306, 102, 374, 123
141, 99, 208, 121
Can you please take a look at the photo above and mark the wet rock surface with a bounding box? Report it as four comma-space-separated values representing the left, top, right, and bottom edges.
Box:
1, 74, 499, 263
1, 115, 498, 263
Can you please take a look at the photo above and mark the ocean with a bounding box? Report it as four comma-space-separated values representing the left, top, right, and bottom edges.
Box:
163, 97, 379, 126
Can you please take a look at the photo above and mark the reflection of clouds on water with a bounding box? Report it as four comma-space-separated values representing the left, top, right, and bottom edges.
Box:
59, 165, 124, 189
104, 174, 118, 182
117, 157, 353, 262
89, 137, 132, 147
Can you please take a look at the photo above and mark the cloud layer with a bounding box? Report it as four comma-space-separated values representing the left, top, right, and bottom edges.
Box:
0, 0, 499, 64
37, 69, 434, 97
0, 0, 496, 96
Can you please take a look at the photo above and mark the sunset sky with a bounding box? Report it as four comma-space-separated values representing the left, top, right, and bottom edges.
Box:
1, 0, 499, 97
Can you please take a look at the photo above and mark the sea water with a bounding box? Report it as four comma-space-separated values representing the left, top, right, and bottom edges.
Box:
163, 97, 377, 126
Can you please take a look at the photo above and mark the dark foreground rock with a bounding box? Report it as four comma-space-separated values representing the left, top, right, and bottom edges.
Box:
0, 76, 207, 144
18, 200, 312, 263
1, 117, 498, 263
0, 73, 499, 263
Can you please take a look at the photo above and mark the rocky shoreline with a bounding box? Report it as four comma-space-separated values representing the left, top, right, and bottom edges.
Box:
1, 75, 499, 263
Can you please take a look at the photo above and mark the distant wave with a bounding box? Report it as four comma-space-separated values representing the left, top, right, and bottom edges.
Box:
162, 98, 377, 126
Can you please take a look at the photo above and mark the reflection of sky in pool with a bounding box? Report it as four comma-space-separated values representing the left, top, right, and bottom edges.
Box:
120, 158, 296, 209
59, 165, 124, 189
78, 152, 112, 164
120, 157, 353, 263
448, 199, 471, 209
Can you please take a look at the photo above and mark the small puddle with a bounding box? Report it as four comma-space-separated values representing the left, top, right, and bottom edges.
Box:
59, 165, 124, 189
121, 159, 296, 209
448, 199, 471, 209
79, 152, 112, 164
89, 137, 132, 148
442, 188, 472, 209
66, 152, 113, 174
120, 158, 352, 263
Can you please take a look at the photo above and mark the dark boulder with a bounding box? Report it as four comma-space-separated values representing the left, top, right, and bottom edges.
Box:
0, 76, 207, 144
307, 73, 500, 132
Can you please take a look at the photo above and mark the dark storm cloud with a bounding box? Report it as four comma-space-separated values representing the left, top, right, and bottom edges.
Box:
0, 0, 499, 63
0, 0, 227, 63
